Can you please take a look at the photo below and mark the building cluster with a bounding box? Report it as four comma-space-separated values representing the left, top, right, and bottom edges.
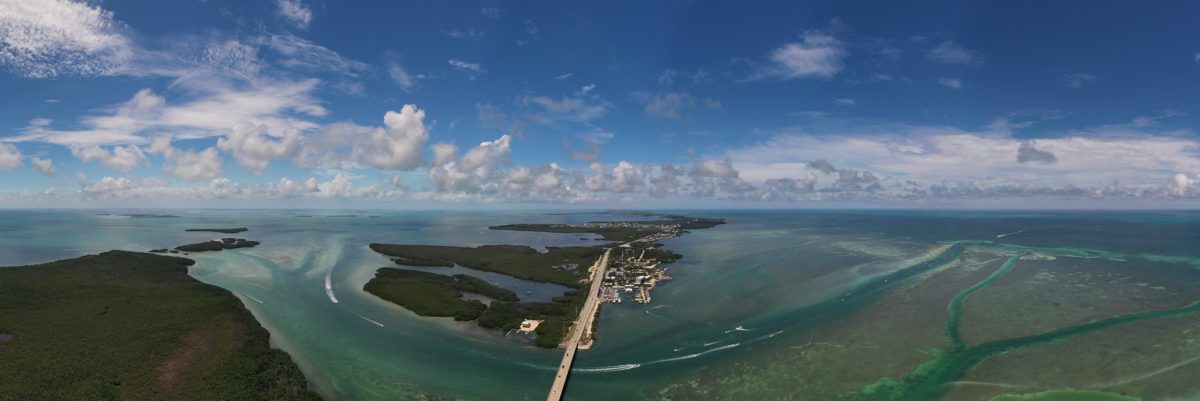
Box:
598, 246, 671, 304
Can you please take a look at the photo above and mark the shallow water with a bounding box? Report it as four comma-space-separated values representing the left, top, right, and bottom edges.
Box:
3, 209, 1199, 400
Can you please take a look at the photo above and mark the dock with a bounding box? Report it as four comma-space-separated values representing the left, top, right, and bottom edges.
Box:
546, 248, 611, 401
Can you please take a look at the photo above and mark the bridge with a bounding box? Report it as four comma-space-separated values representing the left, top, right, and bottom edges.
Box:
546, 248, 611, 401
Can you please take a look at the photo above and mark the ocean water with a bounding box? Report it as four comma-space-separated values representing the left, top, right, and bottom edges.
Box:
2, 209, 1200, 400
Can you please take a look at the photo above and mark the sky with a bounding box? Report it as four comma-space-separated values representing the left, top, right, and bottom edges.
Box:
2, 0, 1200, 208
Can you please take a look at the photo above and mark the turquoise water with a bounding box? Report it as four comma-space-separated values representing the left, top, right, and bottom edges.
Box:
3, 209, 1200, 400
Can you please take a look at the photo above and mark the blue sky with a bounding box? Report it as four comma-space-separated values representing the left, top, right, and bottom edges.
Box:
2, 0, 1200, 208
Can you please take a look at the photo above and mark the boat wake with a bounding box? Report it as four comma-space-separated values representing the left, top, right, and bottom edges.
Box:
325, 269, 339, 304
997, 228, 1033, 238
723, 325, 752, 333
575, 363, 641, 372
244, 294, 265, 304
578, 343, 743, 374
356, 313, 385, 327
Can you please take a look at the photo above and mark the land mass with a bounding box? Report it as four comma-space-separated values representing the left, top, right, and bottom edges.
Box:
366, 213, 724, 348
175, 238, 261, 252
490, 214, 724, 242
185, 227, 249, 234
0, 251, 321, 401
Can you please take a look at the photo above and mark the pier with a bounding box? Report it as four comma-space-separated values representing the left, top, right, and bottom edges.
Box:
546, 248, 611, 401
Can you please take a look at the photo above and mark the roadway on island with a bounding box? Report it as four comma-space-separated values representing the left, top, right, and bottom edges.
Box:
546, 247, 611, 401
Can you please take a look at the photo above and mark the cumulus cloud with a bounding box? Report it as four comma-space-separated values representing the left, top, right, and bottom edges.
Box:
0, 143, 21, 170
29, 155, 54, 175
751, 32, 846, 80
70, 144, 146, 172
428, 135, 512, 193
927, 41, 984, 66
360, 105, 430, 170
585, 161, 646, 194
1017, 142, 1057, 164
726, 120, 1200, 201
0, 0, 133, 78
275, 0, 313, 29
148, 137, 223, 180
687, 158, 755, 196
217, 121, 299, 174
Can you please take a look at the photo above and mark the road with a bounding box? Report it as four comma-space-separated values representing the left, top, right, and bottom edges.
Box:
546, 248, 611, 401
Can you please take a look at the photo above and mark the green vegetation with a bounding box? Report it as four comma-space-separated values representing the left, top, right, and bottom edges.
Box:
363, 267, 587, 348
490, 214, 725, 242
489, 224, 651, 241
364, 268, 517, 321
369, 243, 603, 287
477, 290, 588, 348
185, 227, 248, 234
176, 238, 261, 252
990, 390, 1140, 401
0, 251, 320, 401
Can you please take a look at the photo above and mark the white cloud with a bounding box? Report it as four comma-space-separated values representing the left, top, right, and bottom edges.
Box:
521, 85, 611, 122
267, 34, 368, 76
13, 78, 325, 146
0, 143, 21, 170
217, 121, 299, 174
480, 7, 501, 19
554, 72, 573, 80
70, 144, 146, 172
388, 62, 417, 91
444, 28, 485, 41
148, 137, 223, 180
725, 121, 1200, 200
937, 78, 962, 89
29, 155, 54, 175
0, 0, 133, 78
1170, 173, 1197, 197
300, 105, 430, 171
1130, 110, 1184, 128
448, 59, 485, 75
1064, 73, 1097, 88
754, 32, 846, 80
428, 135, 512, 193
275, 0, 313, 29
927, 41, 984, 66
832, 98, 857, 107
640, 92, 721, 119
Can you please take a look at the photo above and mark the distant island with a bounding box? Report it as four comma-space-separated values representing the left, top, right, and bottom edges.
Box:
174, 238, 261, 252
0, 251, 320, 401
365, 213, 724, 348
185, 227, 248, 234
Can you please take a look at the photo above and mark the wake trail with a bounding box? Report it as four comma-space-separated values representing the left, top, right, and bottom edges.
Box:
575, 343, 744, 374
356, 313, 385, 327
1094, 353, 1200, 388
325, 268, 339, 304
244, 294, 265, 304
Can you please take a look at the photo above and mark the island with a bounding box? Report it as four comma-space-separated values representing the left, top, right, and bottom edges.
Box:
185, 227, 249, 234
175, 238, 261, 252
365, 213, 724, 348
0, 251, 321, 401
